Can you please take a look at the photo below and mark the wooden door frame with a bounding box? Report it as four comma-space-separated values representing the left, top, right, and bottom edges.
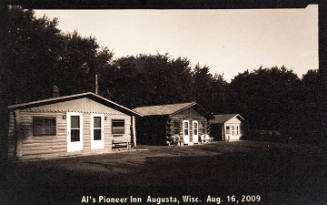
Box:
193, 120, 198, 144
183, 120, 190, 144
90, 113, 104, 150
66, 112, 83, 152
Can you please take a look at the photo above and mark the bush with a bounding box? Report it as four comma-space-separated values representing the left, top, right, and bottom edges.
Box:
166, 134, 181, 145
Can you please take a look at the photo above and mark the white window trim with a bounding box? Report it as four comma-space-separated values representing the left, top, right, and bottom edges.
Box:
183, 120, 190, 144
90, 113, 105, 150
193, 120, 199, 143
67, 112, 83, 152
111, 119, 126, 136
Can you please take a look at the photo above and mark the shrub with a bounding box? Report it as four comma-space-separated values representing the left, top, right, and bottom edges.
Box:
167, 134, 181, 145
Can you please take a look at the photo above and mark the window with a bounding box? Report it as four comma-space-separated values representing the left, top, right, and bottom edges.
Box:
193, 121, 198, 135
33, 117, 56, 136
236, 125, 239, 135
173, 121, 180, 134
183, 121, 189, 136
112, 119, 125, 135
70, 116, 81, 142
200, 121, 206, 133
93, 116, 102, 140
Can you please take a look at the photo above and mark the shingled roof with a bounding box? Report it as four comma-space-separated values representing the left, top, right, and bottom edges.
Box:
8, 92, 143, 117
133, 102, 197, 116
210, 114, 245, 124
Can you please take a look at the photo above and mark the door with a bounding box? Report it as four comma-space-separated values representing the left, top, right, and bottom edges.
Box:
225, 125, 230, 141
67, 112, 83, 152
90, 114, 104, 150
183, 120, 190, 144
193, 121, 198, 143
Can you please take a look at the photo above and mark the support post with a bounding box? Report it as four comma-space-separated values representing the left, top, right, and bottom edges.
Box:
132, 115, 137, 147
95, 73, 98, 94
14, 110, 23, 158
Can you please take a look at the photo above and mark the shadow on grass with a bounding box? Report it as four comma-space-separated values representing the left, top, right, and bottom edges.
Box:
2, 142, 327, 205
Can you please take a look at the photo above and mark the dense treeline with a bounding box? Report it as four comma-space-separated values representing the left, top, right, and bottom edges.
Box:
3, 6, 321, 143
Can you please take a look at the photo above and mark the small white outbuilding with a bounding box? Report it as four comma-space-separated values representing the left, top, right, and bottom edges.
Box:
209, 114, 246, 141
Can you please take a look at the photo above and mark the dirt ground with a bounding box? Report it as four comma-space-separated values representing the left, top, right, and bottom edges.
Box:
1, 141, 327, 205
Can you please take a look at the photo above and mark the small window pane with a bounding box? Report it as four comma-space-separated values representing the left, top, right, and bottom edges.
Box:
112, 120, 124, 127
184, 122, 189, 135
184, 122, 188, 128
94, 130, 101, 140
112, 120, 125, 135
71, 130, 80, 142
184, 129, 188, 135
94, 117, 101, 128
71, 116, 80, 128
174, 121, 180, 134
194, 123, 198, 135
112, 127, 125, 134
33, 117, 56, 136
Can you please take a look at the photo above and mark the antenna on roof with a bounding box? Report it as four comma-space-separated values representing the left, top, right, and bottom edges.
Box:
95, 73, 98, 94
52, 85, 60, 97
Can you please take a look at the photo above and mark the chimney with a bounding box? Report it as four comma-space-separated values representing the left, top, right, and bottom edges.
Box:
52, 85, 60, 98
95, 73, 98, 94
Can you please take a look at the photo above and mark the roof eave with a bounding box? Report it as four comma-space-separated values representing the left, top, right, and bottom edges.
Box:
7, 92, 143, 117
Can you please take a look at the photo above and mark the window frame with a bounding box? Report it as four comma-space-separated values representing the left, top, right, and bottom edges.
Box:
112, 119, 125, 136
173, 121, 180, 135
193, 120, 198, 136
90, 113, 104, 149
200, 121, 206, 134
33, 116, 56, 136
66, 112, 83, 152
183, 120, 189, 136
91, 114, 104, 141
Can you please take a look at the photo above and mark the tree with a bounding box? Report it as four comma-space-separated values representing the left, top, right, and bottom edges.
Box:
109, 53, 194, 107
6, 5, 63, 104
228, 66, 300, 140
5, 6, 114, 104
191, 63, 228, 113
57, 32, 114, 96
292, 69, 320, 143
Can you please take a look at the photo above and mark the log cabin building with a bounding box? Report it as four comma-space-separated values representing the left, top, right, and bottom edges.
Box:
133, 102, 212, 145
7, 92, 142, 160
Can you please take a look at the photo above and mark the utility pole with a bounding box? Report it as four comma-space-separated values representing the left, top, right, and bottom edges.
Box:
95, 73, 98, 94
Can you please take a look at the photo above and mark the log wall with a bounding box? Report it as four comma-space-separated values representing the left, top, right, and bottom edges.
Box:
170, 107, 208, 143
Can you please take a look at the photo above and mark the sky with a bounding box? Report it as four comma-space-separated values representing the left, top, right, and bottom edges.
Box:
35, 5, 318, 81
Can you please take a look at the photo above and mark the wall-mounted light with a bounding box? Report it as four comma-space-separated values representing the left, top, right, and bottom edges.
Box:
63, 115, 66, 120
104, 116, 107, 120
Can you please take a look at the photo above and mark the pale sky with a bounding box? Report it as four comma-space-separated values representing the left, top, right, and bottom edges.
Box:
35, 5, 318, 81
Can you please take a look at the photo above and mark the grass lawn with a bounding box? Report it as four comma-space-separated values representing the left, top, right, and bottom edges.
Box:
1, 141, 327, 205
